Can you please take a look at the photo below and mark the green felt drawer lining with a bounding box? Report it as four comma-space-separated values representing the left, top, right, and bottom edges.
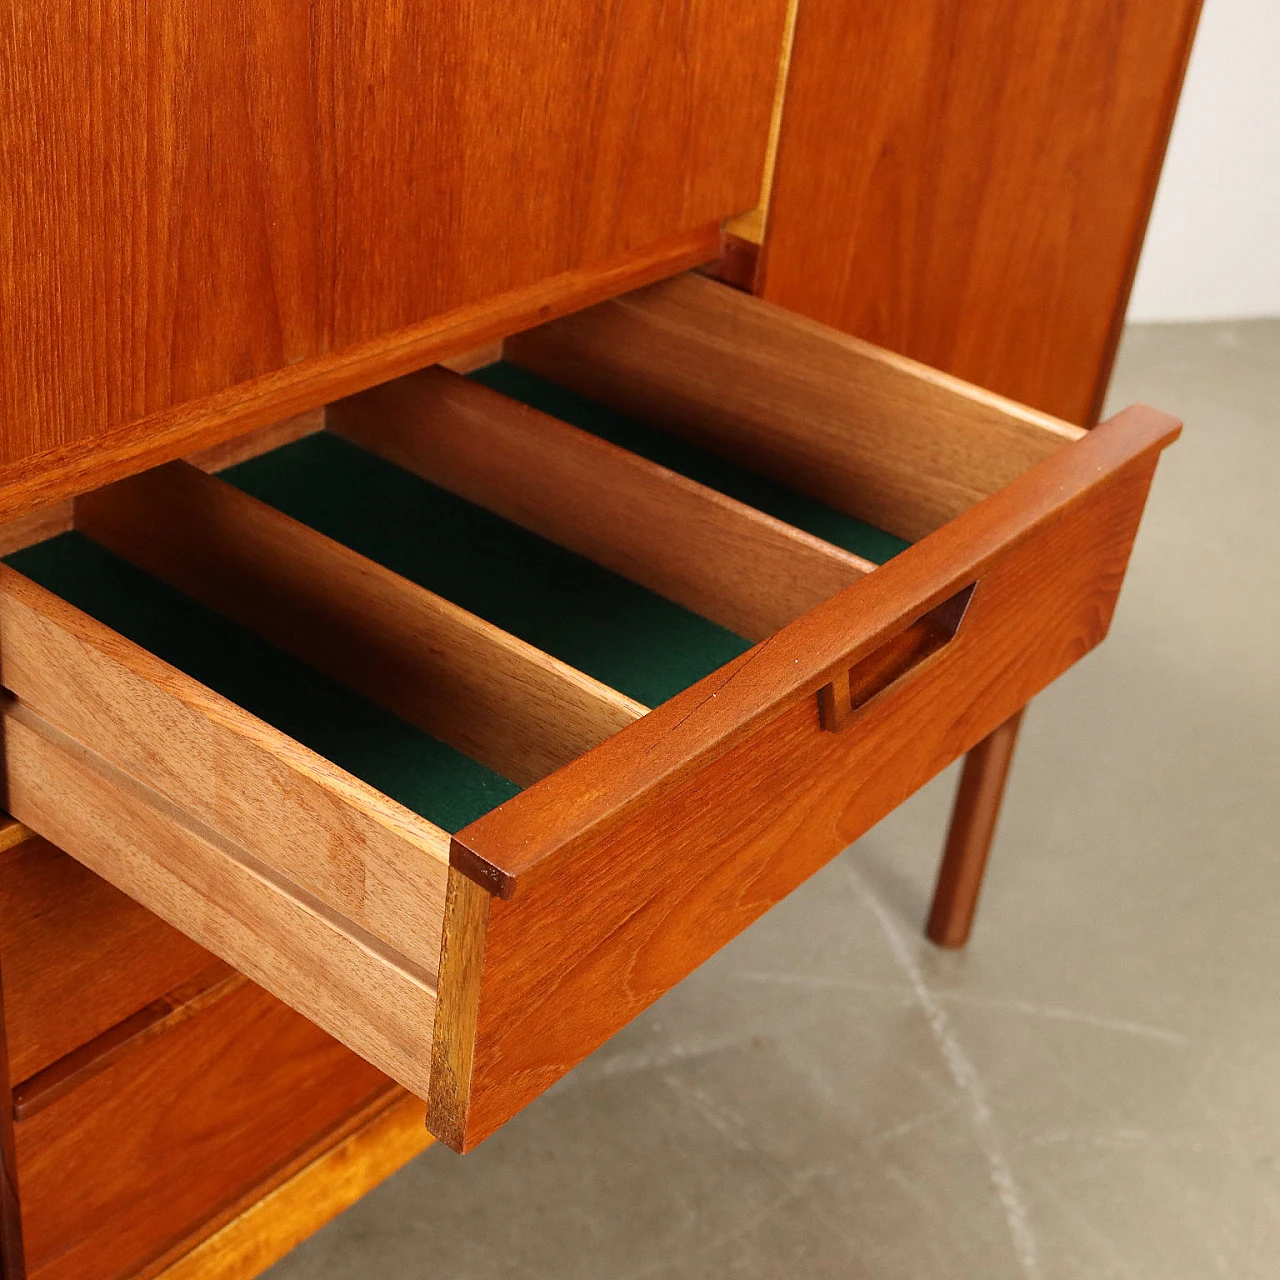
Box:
4, 367, 905, 835
5, 532, 521, 833
473, 363, 910, 566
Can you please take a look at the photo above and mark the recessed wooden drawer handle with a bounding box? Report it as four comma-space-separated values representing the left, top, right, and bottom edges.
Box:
818, 583, 976, 732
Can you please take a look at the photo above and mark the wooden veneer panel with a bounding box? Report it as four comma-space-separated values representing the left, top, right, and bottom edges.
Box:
0, 0, 788, 475
758, 0, 1202, 424
14, 980, 392, 1280
0, 836, 212, 1086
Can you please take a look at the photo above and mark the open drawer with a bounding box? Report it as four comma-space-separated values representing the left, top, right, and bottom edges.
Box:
0, 273, 1178, 1151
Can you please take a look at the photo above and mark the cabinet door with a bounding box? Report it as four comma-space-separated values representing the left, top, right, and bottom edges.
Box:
0, 2, 786, 484
758, 0, 1202, 424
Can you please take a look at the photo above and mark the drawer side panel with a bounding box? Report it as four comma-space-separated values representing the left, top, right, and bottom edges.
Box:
3, 714, 436, 1099
0, 564, 449, 976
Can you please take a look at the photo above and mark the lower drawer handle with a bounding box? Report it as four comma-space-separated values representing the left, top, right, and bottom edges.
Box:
818, 583, 976, 732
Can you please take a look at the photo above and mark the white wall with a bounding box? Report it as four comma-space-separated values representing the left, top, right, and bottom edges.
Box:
1127, 0, 1280, 322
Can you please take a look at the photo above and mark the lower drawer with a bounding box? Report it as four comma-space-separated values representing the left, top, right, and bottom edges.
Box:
0, 272, 1179, 1151
0, 831, 212, 1085
13, 977, 392, 1280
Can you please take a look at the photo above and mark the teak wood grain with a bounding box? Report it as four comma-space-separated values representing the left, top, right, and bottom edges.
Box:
430, 404, 1179, 1149
330, 367, 873, 643
0, 229, 722, 526
817, 585, 974, 734
13, 978, 393, 1280
0, 834, 212, 1085
182, 409, 325, 476
150, 1092, 433, 1280
77, 461, 642, 788
0, 822, 20, 1277
757, 0, 1202, 425
0, 271, 1179, 1162
449, 405, 1174, 894
722, 0, 800, 247
2, 709, 437, 1099
0, 0, 788, 485
0, 508, 73, 560
438, 343, 506, 377
0, 819, 31, 854
12, 964, 242, 1123
506, 272, 1083, 543
0, 564, 450, 977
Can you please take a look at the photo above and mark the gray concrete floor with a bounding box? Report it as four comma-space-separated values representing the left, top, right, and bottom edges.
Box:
268, 321, 1280, 1280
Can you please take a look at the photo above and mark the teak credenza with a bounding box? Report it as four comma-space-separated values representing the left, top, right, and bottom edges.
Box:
0, 0, 1199, 1274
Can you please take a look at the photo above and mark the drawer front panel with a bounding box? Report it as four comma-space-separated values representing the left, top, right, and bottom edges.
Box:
0, 835, 212, 1085
15, 979, 392, 1280
434, 425, 1170, 1149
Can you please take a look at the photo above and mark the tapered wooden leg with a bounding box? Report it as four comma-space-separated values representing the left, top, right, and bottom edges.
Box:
927, 709, 1026, 948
